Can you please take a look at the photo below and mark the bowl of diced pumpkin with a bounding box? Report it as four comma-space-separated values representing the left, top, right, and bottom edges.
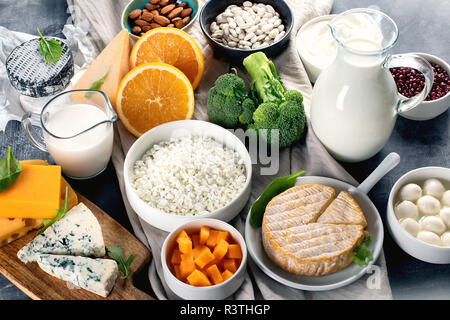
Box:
161, 218, 247, 300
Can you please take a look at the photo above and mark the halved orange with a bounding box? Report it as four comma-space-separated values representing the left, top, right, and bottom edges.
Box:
130, 27, 204, 90
116, 62, 194, 137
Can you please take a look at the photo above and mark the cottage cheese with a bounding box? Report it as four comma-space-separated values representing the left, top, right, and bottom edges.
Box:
132, 136, 247, 216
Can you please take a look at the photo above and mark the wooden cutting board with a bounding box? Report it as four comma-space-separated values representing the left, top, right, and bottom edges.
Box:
0, 194, 154, 300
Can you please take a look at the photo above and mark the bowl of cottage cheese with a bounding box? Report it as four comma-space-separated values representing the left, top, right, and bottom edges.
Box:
124, 120, 252, 232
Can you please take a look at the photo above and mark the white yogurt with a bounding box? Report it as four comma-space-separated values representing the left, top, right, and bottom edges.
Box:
45, 104, 114, 179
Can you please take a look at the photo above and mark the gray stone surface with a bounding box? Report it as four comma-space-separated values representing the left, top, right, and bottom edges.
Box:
0, 0, 448, 300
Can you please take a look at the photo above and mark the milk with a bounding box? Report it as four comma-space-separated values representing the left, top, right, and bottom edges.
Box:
45, 104, 114, 178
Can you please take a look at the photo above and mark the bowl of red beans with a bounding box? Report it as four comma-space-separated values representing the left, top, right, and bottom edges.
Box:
390, 52, 450, 121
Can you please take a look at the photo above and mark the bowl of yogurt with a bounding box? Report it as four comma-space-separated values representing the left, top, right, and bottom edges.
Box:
387, 167, 450, 264
296, 12, 384, 83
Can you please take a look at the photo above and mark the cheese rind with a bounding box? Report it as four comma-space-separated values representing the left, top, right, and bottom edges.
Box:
0, 164, 61, 219
71, 29, 131, 109
36, 254, 118, 298
17, 203, 105, 263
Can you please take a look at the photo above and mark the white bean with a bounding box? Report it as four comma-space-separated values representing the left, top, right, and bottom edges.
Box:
261, 24, 273, 33
268, 28, 279, 39
244, 32, 255, 41
274, 31, 285, 42
265, 5, 275, 13
229, 28, 238, 38
227, 41, 237, 47
246, 26, 258, 34
243, 1, 253, 7
239, 40, 252, 46
273, 18, 282, 27
235, 15, 246, 27
278, 24, 285, 31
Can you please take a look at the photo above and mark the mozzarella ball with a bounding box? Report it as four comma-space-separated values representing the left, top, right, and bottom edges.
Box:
417, 195, 441, 215
439, 207, 450, 227
423, 178, 445, 198
394, 201, 419, 220
417, 231, 441, 246
441, 232, 450, 247
400, 218, 420, 237
441, 190, 450, 207
399, 183, 422, 202
419, 216, 446, 235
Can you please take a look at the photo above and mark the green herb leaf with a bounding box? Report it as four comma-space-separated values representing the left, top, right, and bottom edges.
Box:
250, 170, 305, 228
353, 236, 373, 266
106, 245, 134, 280
37, 187, 69, 235
37, 28, 62, 63
85, 67, 111, 98
0, 146, 22, 193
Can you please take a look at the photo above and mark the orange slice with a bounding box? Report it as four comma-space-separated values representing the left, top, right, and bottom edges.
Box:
130, 27, 204, 90
116, 62, 194, 137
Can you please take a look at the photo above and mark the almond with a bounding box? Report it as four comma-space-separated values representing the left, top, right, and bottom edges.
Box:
150, 0, 160, 4
182, 16, 190, 24
142, 25, 152, 32
141, 12, 154, 22
134, 19, 151, 27
174, 19, 185, 29
180, 8, 192, 18
160, 3, 176, 15
171, 17, 182, 22
145, 3, 159, 10
159, 0, 169, 5
153, 15, 170, 26
129, 9, 142, 20
150, 22, 162, 29
131, 26, 142, 34
151, 9, 160, 16
177, 3, 187, 8
167, 24, 175, 28
167, 7, 183, 19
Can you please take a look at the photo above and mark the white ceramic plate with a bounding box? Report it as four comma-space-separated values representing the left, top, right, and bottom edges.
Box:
244, 175, 385, 291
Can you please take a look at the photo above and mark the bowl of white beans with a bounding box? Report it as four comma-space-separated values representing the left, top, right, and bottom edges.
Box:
199, 0, 293, 61
387, 166, 450, 264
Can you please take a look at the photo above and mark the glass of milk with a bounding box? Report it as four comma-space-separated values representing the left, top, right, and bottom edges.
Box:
21, 89, 117, 179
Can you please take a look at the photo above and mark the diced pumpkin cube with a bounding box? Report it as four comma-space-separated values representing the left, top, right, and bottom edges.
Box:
213, 239, 229, 260
206, 229, 219, 248
171, 248, 181, 265
206, 264, 224, 285
179, 259, 196, 278
226, 244, 242, 259
191, 234, 200, 248
193, 245, 208, 259
216, 231, 229, 242
199, 225, 210, 245
181, 252, 193, 261
223, 258, 238, 273
176, 230, 190, 241
173, 265, 182, 279
222, 269, 234, 281
187, 269, 212, 287
177, 235, 192, 254
194, 246, 215, 269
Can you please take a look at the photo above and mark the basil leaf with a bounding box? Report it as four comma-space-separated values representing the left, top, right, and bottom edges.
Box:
37, 187, 69, 235
352, 236, 373, 266
0, 146, 22, 192
249, 170, 305, 228
85, 67, 111, 98
106, 245, 134, 280
37, 28, 62, 63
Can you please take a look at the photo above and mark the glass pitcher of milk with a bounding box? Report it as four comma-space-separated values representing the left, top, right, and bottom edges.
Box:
311, 8, 434, 162
21, 90, 117, 179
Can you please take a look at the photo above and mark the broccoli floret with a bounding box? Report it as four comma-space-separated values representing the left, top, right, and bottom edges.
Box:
243, 52, 307, 148
207, 71, 255, 128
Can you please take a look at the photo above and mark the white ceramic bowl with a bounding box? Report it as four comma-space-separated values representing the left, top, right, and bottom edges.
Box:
123, 120, 252, 232
161, 218, 247, 300
296, 14, 336, 83
387, 166, 450, 264
399, 52, 450, 121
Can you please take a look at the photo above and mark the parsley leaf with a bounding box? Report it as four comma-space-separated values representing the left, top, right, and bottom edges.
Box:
37, 187, 69, 235
106, 245, 134, 280
0, 146, 22, 192
37, 28, 62, 63
85, 67, 111, 98
353, 236, 373, 266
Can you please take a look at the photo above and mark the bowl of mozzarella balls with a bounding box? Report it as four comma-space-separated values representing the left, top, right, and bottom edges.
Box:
199, 0, 293, 61
387, 167, 450, 264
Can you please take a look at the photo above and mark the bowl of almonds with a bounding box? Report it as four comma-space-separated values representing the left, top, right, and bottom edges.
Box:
122, 0, 199, 41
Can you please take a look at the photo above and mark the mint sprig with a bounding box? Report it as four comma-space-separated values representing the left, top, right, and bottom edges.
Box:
106, 245, 134, 280
353, 236, 373, 266
85, 67, 111, 98
37, 28, 62, 63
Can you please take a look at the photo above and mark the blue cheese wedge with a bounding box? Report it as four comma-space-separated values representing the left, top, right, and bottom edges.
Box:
17, 203, 105, 263
36, 254, 118, 297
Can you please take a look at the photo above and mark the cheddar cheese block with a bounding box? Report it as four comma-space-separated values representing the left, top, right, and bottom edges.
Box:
17, 203, 105, 263
71, 29, 131, 109
317, 191, 367, 227
0, 218, 43, 247
0, 164, 61, 219
262, 184, 366, 277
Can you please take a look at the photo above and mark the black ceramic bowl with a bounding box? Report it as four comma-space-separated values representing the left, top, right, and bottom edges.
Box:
199, 0, 293, 62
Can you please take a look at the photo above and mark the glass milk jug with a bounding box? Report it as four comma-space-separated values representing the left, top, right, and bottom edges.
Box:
311, 8, 434, 162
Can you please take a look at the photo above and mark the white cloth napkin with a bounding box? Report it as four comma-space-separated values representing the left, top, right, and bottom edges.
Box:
69, 0, 393, 300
